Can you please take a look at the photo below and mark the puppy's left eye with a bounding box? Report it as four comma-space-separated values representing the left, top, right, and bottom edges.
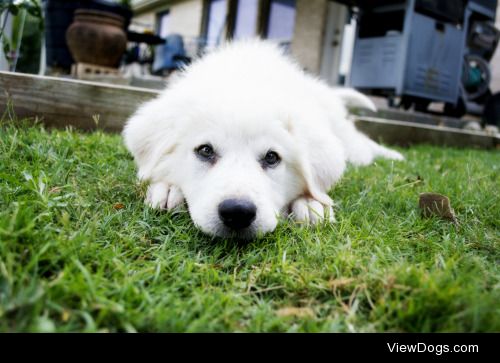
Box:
195, 144, 216, 162
262, 150, 281, 168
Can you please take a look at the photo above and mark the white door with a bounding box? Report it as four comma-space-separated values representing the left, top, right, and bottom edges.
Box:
320, 2, 352, 85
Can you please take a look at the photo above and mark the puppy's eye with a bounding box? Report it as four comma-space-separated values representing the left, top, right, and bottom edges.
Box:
195, 144, 216, 162
262, 150, 281, 168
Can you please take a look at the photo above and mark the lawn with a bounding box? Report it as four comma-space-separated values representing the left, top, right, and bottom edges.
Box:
0, 120, 498, 332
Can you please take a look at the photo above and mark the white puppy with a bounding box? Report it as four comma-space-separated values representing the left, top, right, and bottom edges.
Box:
123, 40, 403, 239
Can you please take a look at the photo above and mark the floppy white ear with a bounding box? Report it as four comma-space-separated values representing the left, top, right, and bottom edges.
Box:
122, 97, 179, 182
293, 153, 333, 207
282, 116, 334, 207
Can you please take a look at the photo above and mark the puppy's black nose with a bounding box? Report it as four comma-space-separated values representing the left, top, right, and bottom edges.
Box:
218, 199, 257, 230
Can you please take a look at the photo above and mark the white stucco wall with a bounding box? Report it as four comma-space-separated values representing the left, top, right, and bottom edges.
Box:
132, 0, 202, 35
131, 12, 156, 32
132, 0, 203, 56
168, 0, 204, 39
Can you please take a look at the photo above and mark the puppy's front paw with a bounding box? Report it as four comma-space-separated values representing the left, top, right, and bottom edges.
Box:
146, 182, 184, 210
290, 197, 335, 225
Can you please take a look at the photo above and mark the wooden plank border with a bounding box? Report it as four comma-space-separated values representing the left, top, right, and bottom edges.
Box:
1, 71, 498, 149
354, 116, 499, 149
0, 71, 160, 132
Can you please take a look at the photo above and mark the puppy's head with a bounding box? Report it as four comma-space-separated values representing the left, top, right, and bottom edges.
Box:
124, 97, 330, 240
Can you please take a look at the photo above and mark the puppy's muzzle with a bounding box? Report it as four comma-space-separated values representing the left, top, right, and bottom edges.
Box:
218, 199, 257, 230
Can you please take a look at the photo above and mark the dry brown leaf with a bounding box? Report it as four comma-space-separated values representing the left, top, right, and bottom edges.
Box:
113, 203, 125, 210
276, 307, 315, 318
418, 192, 458, 225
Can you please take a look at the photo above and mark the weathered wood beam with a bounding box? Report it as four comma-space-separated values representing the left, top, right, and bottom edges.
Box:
1, 71, 498, 149
354, 116, 499, 149
0, 71, 160, 132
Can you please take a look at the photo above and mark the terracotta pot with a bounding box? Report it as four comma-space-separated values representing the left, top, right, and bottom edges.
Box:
66, 9, 127, 68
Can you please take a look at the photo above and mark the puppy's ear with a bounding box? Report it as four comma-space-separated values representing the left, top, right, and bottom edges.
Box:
122, 97, 179, 182
293, 153, 333, 207
283, 116, 333, 206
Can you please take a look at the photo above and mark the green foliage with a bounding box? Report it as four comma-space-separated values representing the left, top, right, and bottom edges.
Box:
0, 0, 43, 70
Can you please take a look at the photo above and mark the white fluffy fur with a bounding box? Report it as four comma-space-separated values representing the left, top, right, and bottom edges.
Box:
123, 40, 403, 239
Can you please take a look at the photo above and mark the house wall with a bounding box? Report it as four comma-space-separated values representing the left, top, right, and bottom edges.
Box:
290, 0, 328, 74
132, 0, 203, 38
132, 0, 204, 56
131, 12, 156, 32
132, 0, 331, 74
168, 0, 204, 39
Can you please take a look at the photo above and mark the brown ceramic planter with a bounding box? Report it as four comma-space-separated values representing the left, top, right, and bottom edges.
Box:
66, 9, 127, 68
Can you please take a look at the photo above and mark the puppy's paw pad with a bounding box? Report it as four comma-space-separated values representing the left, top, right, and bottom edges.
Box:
291, 197, 335, 225
146, 183, 184, 210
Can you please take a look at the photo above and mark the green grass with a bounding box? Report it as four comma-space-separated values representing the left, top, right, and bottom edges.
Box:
0, 120, 499, 332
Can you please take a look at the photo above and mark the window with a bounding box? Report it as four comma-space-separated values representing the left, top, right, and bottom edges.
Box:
265, 0, 296, 47
205, 0, 228, 48
202, 0, 297, 50
233, 0, 259, 40
157, 11, 170, 39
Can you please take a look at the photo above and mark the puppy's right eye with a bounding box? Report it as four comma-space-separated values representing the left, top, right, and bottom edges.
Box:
195, 144, 216, 162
